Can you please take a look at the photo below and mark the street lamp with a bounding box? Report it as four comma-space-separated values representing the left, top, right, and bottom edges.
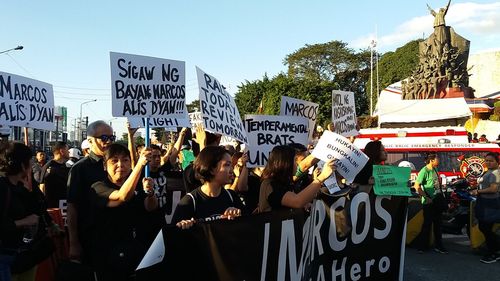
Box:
0, 45, 23, 55
79, 99, 97, 143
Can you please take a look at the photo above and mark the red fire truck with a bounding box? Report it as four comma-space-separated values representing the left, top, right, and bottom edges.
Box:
353, 127, 500, 186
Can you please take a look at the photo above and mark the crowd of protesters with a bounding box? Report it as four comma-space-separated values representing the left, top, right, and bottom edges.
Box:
1, 120, 500, 281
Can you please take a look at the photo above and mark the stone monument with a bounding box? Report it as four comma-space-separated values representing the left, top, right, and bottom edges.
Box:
401, 0, 475, 100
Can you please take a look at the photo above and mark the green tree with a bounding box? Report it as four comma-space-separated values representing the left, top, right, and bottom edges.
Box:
284, 41, 371, 115
235, 73, 339, 127
187, 99, 200, 112
367, 39, 421, 107
152, 127, 165, 141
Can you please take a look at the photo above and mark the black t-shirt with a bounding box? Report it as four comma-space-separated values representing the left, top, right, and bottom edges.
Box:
89, 178, 146, 274
66, 151, 107, 244
267, 180, 295, 210
40, 159, 70, 208
353, 162, 373, 185
241, 173, 261, 213
0, 177, 51, 249
172, 187, 245, 224
139, 164, 186, 243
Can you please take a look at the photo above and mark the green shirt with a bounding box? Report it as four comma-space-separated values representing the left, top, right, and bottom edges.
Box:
416, 166, 439, 204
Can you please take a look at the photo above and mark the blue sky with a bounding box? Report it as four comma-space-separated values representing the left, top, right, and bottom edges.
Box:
2, 0, 500, 138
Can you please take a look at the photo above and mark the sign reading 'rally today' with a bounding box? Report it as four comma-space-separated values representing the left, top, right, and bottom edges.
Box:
280, 96, 319, 141
0, 71, 55, 131
245, 114, 309, 167
332, 90, 358, 137
110, 52, 186, 118
196, 67, 247, 144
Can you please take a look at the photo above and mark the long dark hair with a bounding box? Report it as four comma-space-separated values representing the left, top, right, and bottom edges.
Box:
262, 145, 296, 186
0, 142, 33, 176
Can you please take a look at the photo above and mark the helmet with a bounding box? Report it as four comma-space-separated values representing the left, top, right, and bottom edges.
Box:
68, 148, 82, 159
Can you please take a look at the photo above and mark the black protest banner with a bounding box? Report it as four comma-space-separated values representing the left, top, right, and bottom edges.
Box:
196, 67, 247, 144
332, 90, 358, 137
137, 192, 407, 281
280, 96, 319, 140
110, 52, 186, 118
0, 71, 55, 130
244, 114, 309, 167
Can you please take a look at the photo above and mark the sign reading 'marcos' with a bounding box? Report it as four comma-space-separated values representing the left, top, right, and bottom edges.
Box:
0, 71, 55, 131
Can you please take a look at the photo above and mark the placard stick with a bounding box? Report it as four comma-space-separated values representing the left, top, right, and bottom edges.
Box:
145, 118, 150, 177
23, 127, 29, 146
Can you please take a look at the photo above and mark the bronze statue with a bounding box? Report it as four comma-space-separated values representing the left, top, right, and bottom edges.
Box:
427, 0, 451, 27
401, 0, 474, 100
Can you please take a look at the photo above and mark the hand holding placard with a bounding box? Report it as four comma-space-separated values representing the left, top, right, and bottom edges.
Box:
311, 130, 368, 183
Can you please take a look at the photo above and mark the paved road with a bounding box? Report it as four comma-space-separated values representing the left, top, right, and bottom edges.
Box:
404, 234, 500, 280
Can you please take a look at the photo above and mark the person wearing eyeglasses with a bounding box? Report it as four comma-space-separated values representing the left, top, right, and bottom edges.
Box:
66, 120, 115, 267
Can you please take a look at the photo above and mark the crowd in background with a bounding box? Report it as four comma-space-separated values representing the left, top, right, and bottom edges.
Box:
1, 120, 500, 281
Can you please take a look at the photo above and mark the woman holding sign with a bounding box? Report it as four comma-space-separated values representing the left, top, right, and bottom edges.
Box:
353, 140, 387, 191
258, 145, 335, 212
173, 146, 245, 229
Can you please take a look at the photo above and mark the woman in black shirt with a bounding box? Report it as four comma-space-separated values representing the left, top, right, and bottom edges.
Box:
89, 143, 155, 281
173, 146, 244, 229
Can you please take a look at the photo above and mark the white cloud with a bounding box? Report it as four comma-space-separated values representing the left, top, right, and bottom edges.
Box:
351, 2, 500, 52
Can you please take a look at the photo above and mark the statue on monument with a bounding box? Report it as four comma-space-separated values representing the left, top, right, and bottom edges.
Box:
401, 0, 474, 100
427, 0, 450, 28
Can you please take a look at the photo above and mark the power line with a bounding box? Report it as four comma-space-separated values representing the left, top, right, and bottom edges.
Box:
5, 53, 36, 79
53, 85, 110, 91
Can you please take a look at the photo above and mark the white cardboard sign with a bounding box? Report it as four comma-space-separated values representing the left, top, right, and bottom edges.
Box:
110, 52, 186, 118
0, 71, 55, 130
332, 90, 358, 137
311, 130, 368, 183
280, 96, 318, 141
196, 67, 247, 144
127, 116, 190, 132
245, 114, 309, 168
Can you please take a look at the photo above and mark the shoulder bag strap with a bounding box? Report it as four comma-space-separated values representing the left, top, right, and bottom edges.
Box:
187, 192, 196, 212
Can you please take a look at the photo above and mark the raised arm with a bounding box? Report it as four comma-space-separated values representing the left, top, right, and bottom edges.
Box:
427, 4, 436, 16
444, 0, 451, 14
282, 160, 335, 208
169, 127, 188, 166
294, 154, 320, 182
107, 149, 151, 206
126, 121, 139, 168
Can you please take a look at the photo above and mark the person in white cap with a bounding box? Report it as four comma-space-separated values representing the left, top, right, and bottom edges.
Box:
66, 148, 82, 168
81, 139, 91, 157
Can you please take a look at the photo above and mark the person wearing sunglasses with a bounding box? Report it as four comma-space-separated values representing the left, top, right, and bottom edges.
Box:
66, 120, 115, 267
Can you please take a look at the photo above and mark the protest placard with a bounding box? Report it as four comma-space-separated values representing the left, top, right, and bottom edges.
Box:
311, 130, 368, 183
110, 52, 186, 118
332, 90, 358, 137
188, 111, 203, 130
196, 67, 247, 144
0, 71, 55, 131
245, 114, 308, 167
373, 165, 412, 196
280, 96, 318, 141
127, 116, 190, 132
